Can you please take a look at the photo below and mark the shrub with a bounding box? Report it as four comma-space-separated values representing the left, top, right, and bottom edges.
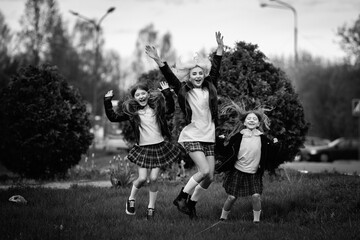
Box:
217, 42, 309, 165
0, 64, 93, 179
109, 155, 135, 187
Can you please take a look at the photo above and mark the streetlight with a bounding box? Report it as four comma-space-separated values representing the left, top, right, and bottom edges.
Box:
261, 0, 298, 64
69, 7, 116, 115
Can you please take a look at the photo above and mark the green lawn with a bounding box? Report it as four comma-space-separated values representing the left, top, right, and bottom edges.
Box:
1, 170, 359, 240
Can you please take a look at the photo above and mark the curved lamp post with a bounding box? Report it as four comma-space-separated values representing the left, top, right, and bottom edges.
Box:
69, 7, 116, 115
261, 0, 298, 64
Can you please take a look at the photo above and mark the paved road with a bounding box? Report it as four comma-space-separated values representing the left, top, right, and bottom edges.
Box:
281, 160, 360, 175
1, 160, 359, 190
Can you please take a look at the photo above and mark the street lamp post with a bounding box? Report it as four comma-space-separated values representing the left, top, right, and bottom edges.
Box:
70, 7, 115, 115
261, 0, 298, 64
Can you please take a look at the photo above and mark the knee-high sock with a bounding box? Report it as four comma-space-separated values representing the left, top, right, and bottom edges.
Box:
253, 210, 261, 222
190, 184, 207, 202
129, 184, 139, 200
183, 176, 199, 194
148, 191, 158, 209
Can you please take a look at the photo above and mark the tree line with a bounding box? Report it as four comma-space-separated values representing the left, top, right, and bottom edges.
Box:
0, 0, 359, 179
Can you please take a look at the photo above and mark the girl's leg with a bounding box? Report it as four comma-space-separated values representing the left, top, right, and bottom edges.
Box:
146, 168, 160, 220
252, 193, 261, 223
198, 155, 215, 189
220, 195, 237, 220
126, 167, 147, 215
186, 152, 213, 219
183, 151, 211, 195
148, 168, 160, 208
173, 151, 209, 215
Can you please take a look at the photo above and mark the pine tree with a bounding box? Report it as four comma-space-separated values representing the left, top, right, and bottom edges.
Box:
0, 64, 93, 179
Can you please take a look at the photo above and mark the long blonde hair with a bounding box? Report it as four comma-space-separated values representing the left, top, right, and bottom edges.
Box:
171, 53, 212, 82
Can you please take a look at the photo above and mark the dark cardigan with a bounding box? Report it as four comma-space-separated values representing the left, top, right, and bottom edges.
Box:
215, 132, 281, 175
103, 88, 175, 144
159, 55, 222, 126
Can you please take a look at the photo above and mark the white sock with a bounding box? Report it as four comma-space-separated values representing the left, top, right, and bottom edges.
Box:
183, 177, 199, 194
190, 184, 207, 202
253, 210, 261, 222
148, 191, 158, 209
128, 185, 139, 200
220, 209, 230, 220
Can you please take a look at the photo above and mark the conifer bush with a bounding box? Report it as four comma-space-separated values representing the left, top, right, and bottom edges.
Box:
0, 64, 93, 179
217, 42, 308, 165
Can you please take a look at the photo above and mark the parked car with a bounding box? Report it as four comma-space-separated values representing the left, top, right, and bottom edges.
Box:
104, 135, 130, 153
297, 137, 359, 162
304, 136, 330, 147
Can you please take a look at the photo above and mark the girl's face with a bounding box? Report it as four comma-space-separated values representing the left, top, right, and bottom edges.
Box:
189, 66, 205, 88
134, 88, 149, 107
244, 113, 260, 130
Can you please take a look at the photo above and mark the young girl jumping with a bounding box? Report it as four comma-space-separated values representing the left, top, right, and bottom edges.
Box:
215, 101, 280, 223
103, 81, 181, 220
145, 31, 224, 219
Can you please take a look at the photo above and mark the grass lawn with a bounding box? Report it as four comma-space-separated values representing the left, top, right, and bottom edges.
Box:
1, 169, 360, 240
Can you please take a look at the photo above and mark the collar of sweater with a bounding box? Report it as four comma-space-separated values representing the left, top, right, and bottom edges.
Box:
240, 128, 263, 137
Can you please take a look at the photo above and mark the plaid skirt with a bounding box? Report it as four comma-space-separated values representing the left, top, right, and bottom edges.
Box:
126, 141, 181, 168
223, 169, 263, 197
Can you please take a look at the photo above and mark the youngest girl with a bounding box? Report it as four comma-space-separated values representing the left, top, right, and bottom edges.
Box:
216, 102, 280, 223
104, 81, 181, 220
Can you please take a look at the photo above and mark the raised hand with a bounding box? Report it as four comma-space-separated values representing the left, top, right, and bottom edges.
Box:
215, 31, 224, 55
145, 45, 164, 67
105, 90, 114, 98
158, 81, 169, 91
145, 45, 160, 60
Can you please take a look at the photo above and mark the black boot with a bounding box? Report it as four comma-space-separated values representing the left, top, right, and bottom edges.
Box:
173, 187, 190, 215
187, 198, 198, 220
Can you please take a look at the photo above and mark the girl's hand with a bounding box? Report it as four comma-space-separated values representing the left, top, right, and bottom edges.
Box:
145, 45, 160, 60
215, 31, 224, 49
105, 90, 114, 98
158, 81, 169, 91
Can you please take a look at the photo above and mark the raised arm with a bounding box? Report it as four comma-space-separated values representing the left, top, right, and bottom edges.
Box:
159, 81, 175, 115
215, 31, 224, 56
208, 32, 224, 87
103, 90, 129, 122
145, 45, 182, 94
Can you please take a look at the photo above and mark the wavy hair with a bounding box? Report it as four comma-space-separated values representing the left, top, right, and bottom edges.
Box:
171, 53, 212, 82
121, 83, 167, 135
220, 99, 272, 144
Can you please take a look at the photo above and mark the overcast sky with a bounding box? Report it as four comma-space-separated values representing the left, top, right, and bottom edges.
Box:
1, 0, 359, 62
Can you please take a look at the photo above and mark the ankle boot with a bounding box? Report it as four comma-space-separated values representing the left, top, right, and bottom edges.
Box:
173, 187, 190, 215
187, 198, 198, 220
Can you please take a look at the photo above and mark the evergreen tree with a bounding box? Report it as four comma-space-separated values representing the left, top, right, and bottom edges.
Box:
0, 64, 93, 179
217, 41, 308, 164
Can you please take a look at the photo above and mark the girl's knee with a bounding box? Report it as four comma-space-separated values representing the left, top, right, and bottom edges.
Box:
227, 195, 237, 202
252, 193, 261, 202
136, 177, 147, 185
148, 176, 158, 184
199, 167, 210, 179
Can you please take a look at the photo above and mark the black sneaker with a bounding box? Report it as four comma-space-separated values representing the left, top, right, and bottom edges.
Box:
146, 208, 155, 220
126, 199, 136, 215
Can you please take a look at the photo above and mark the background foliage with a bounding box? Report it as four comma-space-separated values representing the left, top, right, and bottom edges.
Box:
119, 41, 309, 167
0, 64, 93, 179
